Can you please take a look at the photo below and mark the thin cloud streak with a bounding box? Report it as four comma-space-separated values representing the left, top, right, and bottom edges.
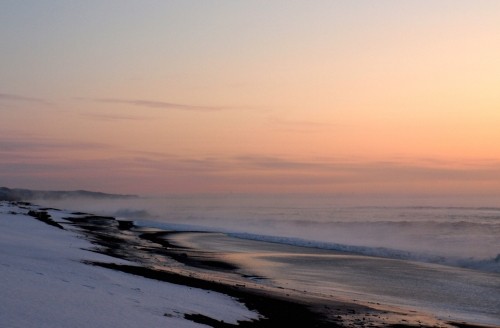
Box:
81, 112, 151, 121
229, 155, 500, 182
3, 144, 500, 194
95, 98, 224, 111
107, 154, 500, 184
0, 136, 111, 153
0, 92, 50, 105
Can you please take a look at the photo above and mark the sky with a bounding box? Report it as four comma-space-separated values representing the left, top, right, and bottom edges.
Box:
1, 1, 500, 198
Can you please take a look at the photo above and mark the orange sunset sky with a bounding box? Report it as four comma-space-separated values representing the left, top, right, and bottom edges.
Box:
1, 1, 499, 198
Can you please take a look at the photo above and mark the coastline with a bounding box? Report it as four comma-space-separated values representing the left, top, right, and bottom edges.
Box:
0, 200, 496, 328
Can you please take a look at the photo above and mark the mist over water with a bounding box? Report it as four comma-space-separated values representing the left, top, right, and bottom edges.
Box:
37, 194, 500, 273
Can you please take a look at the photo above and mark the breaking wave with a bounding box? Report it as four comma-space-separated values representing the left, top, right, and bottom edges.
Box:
229, 232, 500, 273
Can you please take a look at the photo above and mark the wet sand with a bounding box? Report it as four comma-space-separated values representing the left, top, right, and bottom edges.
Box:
24, 205, 498, 328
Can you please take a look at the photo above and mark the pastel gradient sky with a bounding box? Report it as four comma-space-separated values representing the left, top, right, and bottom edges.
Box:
1, 1, 500, 198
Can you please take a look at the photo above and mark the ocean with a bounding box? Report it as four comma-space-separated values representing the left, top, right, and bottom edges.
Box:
40, 194, 500, 273
37, 194, 500, 325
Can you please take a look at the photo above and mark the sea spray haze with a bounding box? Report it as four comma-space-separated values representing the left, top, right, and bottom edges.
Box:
35, 194, 500, 273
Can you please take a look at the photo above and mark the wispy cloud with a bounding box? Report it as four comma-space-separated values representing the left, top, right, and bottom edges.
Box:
233, 155, 318, 170
0, 136, 110, 153
119, 153, 500, 184
0, 92, 50, 105
3, 140, 500, 194
94, 98, 224, 112
81, 112, 150, 121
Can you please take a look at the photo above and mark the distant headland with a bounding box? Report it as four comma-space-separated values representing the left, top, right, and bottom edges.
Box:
0, 187, 137, 201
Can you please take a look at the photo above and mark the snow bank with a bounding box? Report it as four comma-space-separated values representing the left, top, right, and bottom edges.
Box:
0, 201, 259, 328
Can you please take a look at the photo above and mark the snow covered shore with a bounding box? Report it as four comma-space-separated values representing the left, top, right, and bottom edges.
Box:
0, 201, 259, 328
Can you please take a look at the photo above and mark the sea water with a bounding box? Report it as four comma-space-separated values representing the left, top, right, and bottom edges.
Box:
37, 194, 500, 325
41, 194, 500, 273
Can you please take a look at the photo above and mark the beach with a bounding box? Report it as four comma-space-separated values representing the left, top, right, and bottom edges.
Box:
1, 200, 498, 327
